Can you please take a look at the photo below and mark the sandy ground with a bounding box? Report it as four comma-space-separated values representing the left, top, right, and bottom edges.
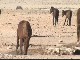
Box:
0, 0, 80, 59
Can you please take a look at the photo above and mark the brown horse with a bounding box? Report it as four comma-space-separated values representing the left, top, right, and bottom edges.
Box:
77, 8, 80, 42
16, 20, 32, 55
50, 6, 59, 26
62, 10, 72, 26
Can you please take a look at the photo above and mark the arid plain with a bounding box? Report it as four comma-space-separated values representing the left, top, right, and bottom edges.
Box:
0, 0, 80, 59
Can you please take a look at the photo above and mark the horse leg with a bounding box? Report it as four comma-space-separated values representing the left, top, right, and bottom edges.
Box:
67, 18, 68, 26
69, 18, 71, 26
16, 37, 19, 54
53, 16, 54, 25
77, 26, 80, 42
55, 18, 58, 26
63, 18, 66, 26
77, 31, 80, 44
77, 25, 80, 43
16, 33, 19, 54
24, 38, 29, 55
57, 17, 58, 24
56, 17, 58, 24
55, 18, 56, 26
20, 38, 23, 55
77, 30, 79, 42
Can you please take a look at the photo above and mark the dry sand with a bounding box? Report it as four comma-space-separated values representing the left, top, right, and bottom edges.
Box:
0, 0, 80, 59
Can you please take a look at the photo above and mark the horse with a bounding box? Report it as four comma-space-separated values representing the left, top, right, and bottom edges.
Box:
16, 20, 32, 55
50, 7, 59, 26
62, 10, 72, 26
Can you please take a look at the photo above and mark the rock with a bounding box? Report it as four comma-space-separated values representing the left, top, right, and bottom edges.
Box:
44, 47, 75, 55
16, 6, 23, 10
73, 49, 80, 55
7, 46, 12, 49
60, 47, 75, 55
3, 54, 13, 59
74, 47, 80, 50
53, 48, 60, 54
44, 47, 60, 55
60, 40, 63, 43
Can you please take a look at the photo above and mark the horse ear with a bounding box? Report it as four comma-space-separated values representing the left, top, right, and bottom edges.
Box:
51, 6, 54, 9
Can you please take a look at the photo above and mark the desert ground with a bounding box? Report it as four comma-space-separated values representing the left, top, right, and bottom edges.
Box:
0, 0, 80, 59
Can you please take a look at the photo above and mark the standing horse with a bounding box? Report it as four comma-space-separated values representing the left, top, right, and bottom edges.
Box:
62, 10, 72, 26
50, 7, 59, 26
16, 20, 32, 55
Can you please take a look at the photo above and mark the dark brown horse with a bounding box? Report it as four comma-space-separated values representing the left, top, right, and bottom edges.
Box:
16, 20, 32, 55
62, 10, 72, 26
50, 7, 59, 26
77, 8, 80, 42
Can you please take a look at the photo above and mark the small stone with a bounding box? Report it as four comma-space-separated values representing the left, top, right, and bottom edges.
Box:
7, 46, 12, 49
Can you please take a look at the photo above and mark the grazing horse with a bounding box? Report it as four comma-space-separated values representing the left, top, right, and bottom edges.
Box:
50, 7, 59, 26
62, 10, 72, 26
16, 20, 32, 55
77, 8, 80, 42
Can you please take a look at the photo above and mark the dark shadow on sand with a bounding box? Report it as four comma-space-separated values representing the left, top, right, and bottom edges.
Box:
31, 35, 54, 37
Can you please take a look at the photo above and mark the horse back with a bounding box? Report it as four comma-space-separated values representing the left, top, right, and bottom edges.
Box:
66, 10, 72, 18
54, 8, 59, 17
17, 20, 32, 39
